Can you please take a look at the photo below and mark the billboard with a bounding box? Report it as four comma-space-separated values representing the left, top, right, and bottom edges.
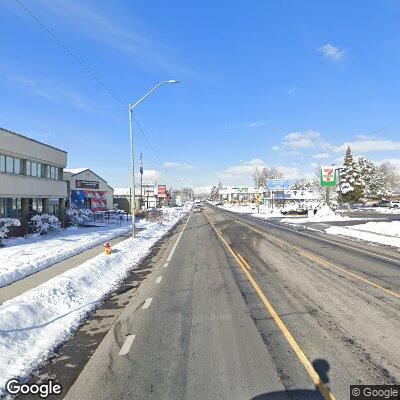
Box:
158, 185, 167, 198
76, 180, 99, 189
267, 179, 290, 190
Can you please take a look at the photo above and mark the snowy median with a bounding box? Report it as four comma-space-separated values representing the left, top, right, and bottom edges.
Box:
0, 207, 188, 397
325, 221, 400, 249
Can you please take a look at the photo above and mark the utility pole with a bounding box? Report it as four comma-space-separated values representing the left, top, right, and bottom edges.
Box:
140, 153, 143, 210
128, 80, 180, 237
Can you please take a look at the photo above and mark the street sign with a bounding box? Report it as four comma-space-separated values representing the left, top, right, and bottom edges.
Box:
320, 166, 337, 187
267, 179, 290, 190
254, 193, 261, 204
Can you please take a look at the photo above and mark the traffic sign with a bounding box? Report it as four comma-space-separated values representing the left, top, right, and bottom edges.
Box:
267, 179, 290, 190
320, 166, 337, 187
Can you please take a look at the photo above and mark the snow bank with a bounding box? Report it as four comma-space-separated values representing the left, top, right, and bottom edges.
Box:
0, 207, 187, 396
0, 223, 133, 288
326, 221, 400, 249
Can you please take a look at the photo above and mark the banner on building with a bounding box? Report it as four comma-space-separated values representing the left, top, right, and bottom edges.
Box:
71, 190, 107, 211
320, 166, 337, 187
76, 180, 99, 189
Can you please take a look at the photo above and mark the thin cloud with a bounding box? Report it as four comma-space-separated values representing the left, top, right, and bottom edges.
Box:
334, 138, 400, 153
33, 0, 189, 74
274, 131, 328, 152
163, 162, 195, 170
3, 73, 92, 111
318, 43, 345, 61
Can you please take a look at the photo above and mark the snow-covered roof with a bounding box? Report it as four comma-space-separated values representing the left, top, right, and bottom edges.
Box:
64, 168, 89, 175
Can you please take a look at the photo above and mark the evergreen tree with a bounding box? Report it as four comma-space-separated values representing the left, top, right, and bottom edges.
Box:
357, 156, 384, 198
339, 146, 364, 203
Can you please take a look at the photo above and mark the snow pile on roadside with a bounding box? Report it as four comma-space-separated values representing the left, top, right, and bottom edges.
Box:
326, 221, 400, 249
0, 222, 133, 288
315, 205, 335, 218
0, 207, 187, 396
281, 205, 357, 224
219, 203, 257, 214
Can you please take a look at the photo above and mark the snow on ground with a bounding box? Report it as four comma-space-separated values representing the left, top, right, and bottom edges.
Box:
0, 222, 135, 288
281, 205, 357, 224
219, 203, 283, 218
326, 221, 400, 249
0, 206, 188, 396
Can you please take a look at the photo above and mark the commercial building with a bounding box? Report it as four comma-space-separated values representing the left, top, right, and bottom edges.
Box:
0, 127, 67, 234
64, 168, 114, 211
113, 183, 171, 213
219, 186, 265, 203
219, 185, 319, 206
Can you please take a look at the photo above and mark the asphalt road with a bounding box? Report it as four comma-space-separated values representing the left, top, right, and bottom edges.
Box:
52, 206, 399, 400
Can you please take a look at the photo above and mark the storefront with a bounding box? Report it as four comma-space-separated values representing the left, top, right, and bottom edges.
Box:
64, 168, 114, 211
0, 127, 68, 234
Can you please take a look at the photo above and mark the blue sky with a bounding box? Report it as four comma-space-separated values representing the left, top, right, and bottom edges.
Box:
1, 0, 400, 190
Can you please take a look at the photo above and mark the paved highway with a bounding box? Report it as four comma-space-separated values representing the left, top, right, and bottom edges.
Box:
41, 205, 399, 400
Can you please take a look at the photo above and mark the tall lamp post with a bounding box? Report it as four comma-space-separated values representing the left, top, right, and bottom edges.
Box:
129, 80, 180, 237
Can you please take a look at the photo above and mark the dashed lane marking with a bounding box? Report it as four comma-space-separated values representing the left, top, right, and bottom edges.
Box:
142, 297, 153, 309
156, 276, 162, 283
118, 335, 136, 356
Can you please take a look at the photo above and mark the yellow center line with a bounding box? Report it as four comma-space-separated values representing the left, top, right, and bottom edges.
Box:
204, 213, 336, 400
237, 253, 252, 270
226, 214, 400, 300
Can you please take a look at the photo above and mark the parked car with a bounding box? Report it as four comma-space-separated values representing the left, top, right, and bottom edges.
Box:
389, 200, 400, 208
372, 200, 390, 207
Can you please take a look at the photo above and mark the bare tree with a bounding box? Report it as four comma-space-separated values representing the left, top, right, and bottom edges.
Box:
253, 166, 283, 187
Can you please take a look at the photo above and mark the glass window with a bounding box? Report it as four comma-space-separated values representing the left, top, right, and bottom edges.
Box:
0, 198, 5, 217
50, 166, 56, 179
37, 163, 42, 177
26, 161, 31, 176
31, 162, 37, 177
0, 156, 5, 172
14, 158, 21, 175
41, 164, 46, 178
5, 157, 14, 173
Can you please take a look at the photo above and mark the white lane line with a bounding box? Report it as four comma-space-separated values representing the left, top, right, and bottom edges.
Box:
118, 334, 136, 356
142, 297, 153, 309
156, 276, 162, 283
163, 262, 169, 268
166, 215, 191, 262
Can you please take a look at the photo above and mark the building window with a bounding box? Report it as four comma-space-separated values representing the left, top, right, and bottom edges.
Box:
0, 155, 22, 174
0, 198, 21, 219
14, 158, 21, 174
26, 160, 31, 176
0, 155, 5, 172
6, 157, 14, 173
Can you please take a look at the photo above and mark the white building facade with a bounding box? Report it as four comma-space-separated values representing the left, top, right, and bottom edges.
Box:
0, 128, 68, 233
64, 168, 114, 211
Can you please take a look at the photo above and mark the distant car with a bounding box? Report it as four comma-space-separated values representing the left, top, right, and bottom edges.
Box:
389, 200, 400, 208
372, 200, 390, 207
193, 205, 202, 212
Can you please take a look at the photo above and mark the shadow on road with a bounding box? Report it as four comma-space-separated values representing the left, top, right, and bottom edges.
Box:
251, 359, 331, 400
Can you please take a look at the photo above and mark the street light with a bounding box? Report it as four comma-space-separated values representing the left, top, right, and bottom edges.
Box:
129, 80, 180, 237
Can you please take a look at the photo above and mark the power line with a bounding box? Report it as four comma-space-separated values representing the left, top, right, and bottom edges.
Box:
14, 0, 185, 186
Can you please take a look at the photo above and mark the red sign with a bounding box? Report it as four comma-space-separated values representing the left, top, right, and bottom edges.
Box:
158, 185, 167, 198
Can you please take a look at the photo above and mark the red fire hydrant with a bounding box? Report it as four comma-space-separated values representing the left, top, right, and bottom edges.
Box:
104, 241, 112, 255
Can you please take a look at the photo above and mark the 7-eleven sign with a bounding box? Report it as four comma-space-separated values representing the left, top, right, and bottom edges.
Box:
320, 166, 337, 187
